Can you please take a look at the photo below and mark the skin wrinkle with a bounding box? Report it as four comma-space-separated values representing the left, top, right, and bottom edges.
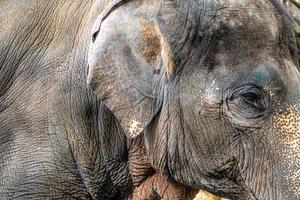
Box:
2, 12, 47, 98
236, 128, 259, 198
0, 1, 62, 114
175, 0, 192, 56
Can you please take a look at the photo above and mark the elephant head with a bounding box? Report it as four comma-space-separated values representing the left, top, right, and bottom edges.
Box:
87, 0, 300, 199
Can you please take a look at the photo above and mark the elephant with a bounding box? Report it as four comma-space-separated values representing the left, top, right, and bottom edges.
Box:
0, 0, 199, 199
88, 0, 300, 199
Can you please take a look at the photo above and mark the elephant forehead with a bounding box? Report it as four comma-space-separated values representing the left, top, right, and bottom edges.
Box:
215, 0, 280, 39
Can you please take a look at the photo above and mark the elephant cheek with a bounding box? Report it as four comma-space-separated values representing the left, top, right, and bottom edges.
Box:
273, 104, 300, 198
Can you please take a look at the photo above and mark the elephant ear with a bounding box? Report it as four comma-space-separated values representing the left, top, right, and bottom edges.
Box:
87, 2, 173, 138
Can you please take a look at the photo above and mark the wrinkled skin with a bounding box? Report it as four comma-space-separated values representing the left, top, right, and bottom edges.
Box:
0, 1, 195, 199
88, 0, 300, 199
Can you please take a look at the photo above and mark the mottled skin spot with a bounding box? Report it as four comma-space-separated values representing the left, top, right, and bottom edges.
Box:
275, 105, 300, 144
127, 119, 143, 138
139, 21, 161, 65
139, 20, 174, 76
273, 103, 300, 198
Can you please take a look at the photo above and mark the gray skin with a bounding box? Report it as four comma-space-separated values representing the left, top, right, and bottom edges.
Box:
0, 1, 194, 200
88, 0, 300, 199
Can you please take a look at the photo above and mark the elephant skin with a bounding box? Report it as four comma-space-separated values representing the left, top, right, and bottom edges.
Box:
88, 0, 300, 199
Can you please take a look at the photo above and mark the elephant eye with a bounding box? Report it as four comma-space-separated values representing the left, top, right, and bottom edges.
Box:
225, 85, 271, 126
240, 91, 266, 112
92, 30, 100, 43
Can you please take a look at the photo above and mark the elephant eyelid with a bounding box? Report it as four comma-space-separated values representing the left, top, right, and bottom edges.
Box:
225, 84, 271, 121
227, 85, 265, 101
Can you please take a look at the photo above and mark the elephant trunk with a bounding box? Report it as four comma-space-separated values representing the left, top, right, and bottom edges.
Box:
272, 102, 300, 199
238, 102, 300, 200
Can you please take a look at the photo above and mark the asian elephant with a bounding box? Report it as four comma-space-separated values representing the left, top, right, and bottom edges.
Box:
0, 0, 196, 199
88, 0, 300, 199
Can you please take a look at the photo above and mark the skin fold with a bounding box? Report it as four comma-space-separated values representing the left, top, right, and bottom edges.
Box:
88, 0, 300, 199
